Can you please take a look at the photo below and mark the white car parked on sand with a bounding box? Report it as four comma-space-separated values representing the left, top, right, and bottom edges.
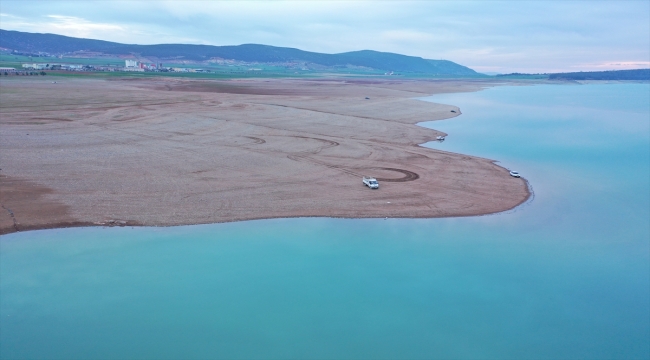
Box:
509, 170, 520, 178
363, 177, 379, 189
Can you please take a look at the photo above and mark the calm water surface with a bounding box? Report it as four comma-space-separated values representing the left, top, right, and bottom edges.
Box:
1, 84, 649, 359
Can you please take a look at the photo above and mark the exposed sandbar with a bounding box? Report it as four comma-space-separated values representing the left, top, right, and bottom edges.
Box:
0, 77, 529, 234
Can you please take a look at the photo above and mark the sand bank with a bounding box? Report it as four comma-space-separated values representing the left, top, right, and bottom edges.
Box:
0, 77, 529, 235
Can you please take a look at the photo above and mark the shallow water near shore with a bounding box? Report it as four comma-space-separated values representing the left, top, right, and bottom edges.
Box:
2, 83, 649, 359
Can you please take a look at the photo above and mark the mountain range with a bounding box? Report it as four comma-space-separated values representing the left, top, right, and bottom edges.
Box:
0, 29, 479, 75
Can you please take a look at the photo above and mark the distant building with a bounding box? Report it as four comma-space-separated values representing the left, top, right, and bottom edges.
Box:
0, 67, 16, 73
22, 63, 89, 71
22, 63, 48, 70
125, 59, 138, 68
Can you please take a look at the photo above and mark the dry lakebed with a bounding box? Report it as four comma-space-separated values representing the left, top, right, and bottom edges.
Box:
0, 77, 529, 234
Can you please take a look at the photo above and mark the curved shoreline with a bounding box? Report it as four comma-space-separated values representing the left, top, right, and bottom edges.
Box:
1, 174, 532, 237
1, 78, 530, 236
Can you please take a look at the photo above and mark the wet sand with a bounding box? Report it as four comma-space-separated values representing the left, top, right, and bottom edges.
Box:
0, 77, 529, 235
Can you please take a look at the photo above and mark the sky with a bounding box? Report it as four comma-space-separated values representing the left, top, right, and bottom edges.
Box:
0, 0, 648, 73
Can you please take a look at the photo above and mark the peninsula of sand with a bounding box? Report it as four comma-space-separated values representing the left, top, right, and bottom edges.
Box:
0, 77, 529, 234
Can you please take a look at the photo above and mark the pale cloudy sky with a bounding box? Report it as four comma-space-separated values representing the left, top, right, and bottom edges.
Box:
1, 0, 648, 73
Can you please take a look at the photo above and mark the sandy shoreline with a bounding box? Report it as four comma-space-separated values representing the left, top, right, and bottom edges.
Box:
0, 77, 530, 235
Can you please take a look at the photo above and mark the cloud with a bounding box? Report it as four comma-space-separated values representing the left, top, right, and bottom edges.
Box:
380, 30, 436, 44
0, 12, 206, 45
0, 13, 129, 39
45, 15, 124, 35
0, 1, 647, 73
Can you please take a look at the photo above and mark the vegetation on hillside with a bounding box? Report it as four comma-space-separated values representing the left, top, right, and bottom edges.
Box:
0, 29, 479, 75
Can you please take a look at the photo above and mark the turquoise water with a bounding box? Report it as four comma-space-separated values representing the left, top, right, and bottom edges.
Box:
1, 84, 649, 359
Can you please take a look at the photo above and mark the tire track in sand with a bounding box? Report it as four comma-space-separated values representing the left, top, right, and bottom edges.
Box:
372, 168, 420, 182
280, 135, 362, 177
243, 136, 266, 144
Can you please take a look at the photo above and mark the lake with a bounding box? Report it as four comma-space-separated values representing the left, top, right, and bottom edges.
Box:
1, 83, 648, 359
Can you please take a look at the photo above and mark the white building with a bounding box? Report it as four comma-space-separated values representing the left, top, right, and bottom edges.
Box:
125, 60, 138, 68
63, 64, 84, 70
22, 63, 48, 70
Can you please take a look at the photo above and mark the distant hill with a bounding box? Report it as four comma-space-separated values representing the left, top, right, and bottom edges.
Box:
0, 29, 479, 75
495, 69, 650, 80
548, 69, 650, 80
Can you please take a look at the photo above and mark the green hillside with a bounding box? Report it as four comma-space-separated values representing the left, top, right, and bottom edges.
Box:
0, 29, 479, 75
